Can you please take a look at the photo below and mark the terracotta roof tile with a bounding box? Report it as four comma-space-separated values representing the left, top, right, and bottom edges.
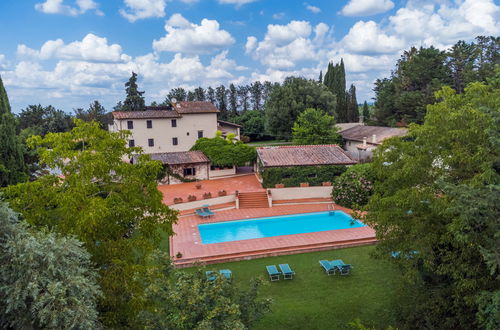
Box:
112, 110, 180, 119
149, 151, 210, 165
340, 125, 408, 144
175, 101, 219, 114
257, 145, 356, 167
217, 120, 242, 128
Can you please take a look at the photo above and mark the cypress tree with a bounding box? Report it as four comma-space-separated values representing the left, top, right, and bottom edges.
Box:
318, 70, 323, 83
323, 60, 347, 122
122, 72, 145, 111
0, 75, 27, 186
362, 101, 370, 121
347, 84, 359, 122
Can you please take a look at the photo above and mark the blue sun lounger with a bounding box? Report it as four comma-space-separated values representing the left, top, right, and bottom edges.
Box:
205, 270, 217, 281
330, 259, 352, 275
279, 264, 295, 279
319, 260, 336, 275
201, 205, 215, 217
266, 265, 281, 281
219, 269, 232, 280
196, 208, 210, 218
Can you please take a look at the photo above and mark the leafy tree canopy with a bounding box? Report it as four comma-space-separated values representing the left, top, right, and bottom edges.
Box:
17, 104, 74, 137
74, 100, 111, 129
191, 131, 256, 166
331, 163, 375, 209
230, 110, 267, 141
265, 77, 336, 139
0, 201, 101, 329
139, 251, 272, 330
365, 79, 499, 329
3, 120, 178, 327
120, 72, 145, 111
292, 108, 341, 145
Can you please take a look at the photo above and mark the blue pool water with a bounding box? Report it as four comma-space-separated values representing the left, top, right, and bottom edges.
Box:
198, 211, 365, 244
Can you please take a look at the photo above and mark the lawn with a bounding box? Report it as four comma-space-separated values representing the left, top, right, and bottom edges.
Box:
246, 140, 293, 147
190, 245, 400, 329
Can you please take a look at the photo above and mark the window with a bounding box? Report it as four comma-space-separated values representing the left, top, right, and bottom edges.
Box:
186, 132, 190, 136
171, 119, 177, 127
307, 173, 317, 178
128, 139, 135, 147
127, 121, 133, 129
148, 138, 154, 147
146, 120, 152, 128
183, 167, 196, 176
197, 130, 203, 138
172, 137, 178, 145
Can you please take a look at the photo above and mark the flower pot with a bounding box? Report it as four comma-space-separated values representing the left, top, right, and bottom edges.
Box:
300, 182, 309, 187
275, 184, 285, 188
322, 181, 332, 186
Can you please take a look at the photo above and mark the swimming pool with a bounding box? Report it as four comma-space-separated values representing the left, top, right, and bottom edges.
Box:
198, 211, 365, 244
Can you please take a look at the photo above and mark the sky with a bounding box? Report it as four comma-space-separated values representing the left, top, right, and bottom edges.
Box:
0, 0, 498, 113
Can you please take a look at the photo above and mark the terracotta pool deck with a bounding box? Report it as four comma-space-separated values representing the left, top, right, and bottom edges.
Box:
171, 203, 377, 267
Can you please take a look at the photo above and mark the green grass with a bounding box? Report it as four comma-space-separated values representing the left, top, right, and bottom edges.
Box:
189, 245, 400, 329
246, 140, 293, 147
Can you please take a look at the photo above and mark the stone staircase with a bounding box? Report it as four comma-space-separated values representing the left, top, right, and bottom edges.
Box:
238, 191, 269, 208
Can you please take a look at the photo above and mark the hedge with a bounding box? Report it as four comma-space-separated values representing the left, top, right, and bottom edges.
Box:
261, 165, 347, 188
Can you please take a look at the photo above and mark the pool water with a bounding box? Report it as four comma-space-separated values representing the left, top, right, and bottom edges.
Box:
198, 211, 365, 244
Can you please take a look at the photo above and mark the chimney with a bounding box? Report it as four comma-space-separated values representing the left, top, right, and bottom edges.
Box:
363, 137, 367, 147
372, 134, 377, 144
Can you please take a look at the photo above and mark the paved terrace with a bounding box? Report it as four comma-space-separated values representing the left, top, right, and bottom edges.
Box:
158, 173, 263, 205
171, 203, 376, 267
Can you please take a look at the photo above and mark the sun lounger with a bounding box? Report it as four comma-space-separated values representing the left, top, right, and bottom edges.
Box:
201, 205, 215, 216
195, 209, 209, 218
279, 264, 295, 279
330, 259, 352, 275
205, 270, 217, 281
266, 265, 281, 281
219, 269, 232, 280
319, 260, 336, 275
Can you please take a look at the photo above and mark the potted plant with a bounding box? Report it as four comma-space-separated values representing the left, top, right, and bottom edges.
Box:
275, 183, 285, 188
218, 190, 227, 196
300, 182, 309, 187
322, 181, 332, 186
176, 252, 183, 258
187, 194, 197, 202
195, 183, 202, 189
203, 192, 212, 199
173, 197, 183, 204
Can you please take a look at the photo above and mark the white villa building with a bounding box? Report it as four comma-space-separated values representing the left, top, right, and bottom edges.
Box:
109, 101, 242, 183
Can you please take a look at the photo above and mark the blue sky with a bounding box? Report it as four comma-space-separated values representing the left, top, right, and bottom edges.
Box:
0, 0, 498, 113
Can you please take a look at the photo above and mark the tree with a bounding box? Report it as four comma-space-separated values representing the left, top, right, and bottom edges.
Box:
187, 90, 195, 101
362, 101, 370, 121
250, 81, 263, 111
331, 164, 375, 209
365, 80, 499, 329
139, 251, 272, 329
318, 70, 323, 83
0, 201, 101, 329
215, 85, 229, 120
74, 100, 111, 129
262, 81, 275, 108
475, 36, 500, 82
18, 104, 74, 136
228, 83, 238, 117
121, 72, 145, 111
0, 75, 27, 186
3, 120, 178, 327
206, 86, 216, 105
237, 85, 250, 112
324, 60, 347, 122
166, 87, 187, 103
292, 108, 341, 145
191, 131, 256, 166
446, 40, 478, 94
346, 84, 359, 123
265, 77, 336, 139
193, 86, 206, 101
230, 110, 267, 141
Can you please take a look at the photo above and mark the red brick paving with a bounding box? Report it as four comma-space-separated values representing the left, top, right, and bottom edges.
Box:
170, 203, 376, 267
158, 173, 263, 205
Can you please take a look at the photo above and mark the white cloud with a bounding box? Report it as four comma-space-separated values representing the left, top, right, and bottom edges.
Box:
0, 54, 8, 69
341, 0, 394, 17
218, 0, 257, 6
305, 3, 321, 14
342, 21, 404, 54
272, 12, 285, 20
153, 14, 235, 54
119, 0, 166, 22
35, 0, 103, 16
17, 34, 131, 62
245, 36, 257, 54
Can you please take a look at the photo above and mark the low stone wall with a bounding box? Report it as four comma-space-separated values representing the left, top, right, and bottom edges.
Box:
169, 194, 236, 211
268, 186, 333, 200
209, 167, 236, 178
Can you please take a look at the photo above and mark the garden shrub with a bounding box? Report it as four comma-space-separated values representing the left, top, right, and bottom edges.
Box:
262, 165, 347, 188
331, 163, 375, 208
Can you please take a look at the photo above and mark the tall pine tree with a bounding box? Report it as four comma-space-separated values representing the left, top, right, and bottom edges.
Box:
346, 84, 359, 123
121, 72, 145, 111
0, 75, 27, 186
228, 83, 238, 117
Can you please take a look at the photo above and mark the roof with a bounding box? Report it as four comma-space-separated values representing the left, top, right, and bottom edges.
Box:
217, 120, 242, 128
149, 151, 210, 165
112, 110, 180, 120
174, 101, 219, 114
336, 123, 363, 133
256, 145, 356, 167
340, 125, 408, 144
